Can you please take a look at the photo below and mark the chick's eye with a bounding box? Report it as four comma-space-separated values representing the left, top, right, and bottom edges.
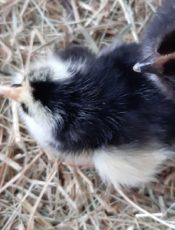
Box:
11, 84, 22, 88
21, 103, 29, 114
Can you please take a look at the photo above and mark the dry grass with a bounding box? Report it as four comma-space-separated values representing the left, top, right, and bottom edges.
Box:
0, 0, 175, 229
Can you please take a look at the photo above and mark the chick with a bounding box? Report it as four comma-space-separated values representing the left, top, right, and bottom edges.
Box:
134, 0, 175, 93
1, 0, 175, 188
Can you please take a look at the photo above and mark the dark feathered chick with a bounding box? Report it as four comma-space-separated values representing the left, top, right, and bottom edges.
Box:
134, 0, 175, 91
1, 0, 175, 187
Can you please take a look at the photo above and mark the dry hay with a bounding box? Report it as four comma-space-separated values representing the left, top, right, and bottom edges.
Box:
1, 0, 175, 229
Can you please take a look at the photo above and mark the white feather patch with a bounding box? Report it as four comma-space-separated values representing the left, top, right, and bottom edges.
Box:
29, 54, 86, 82
20, 110, 58, 150
93, 147, 171, 187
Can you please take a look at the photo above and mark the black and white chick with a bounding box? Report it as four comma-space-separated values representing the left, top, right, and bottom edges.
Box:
1, 0, 175, 188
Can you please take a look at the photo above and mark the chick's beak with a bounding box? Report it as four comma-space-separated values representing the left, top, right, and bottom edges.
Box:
133, 52, 175, 76
133, 61, 159, 75
0, 85, 24, 101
